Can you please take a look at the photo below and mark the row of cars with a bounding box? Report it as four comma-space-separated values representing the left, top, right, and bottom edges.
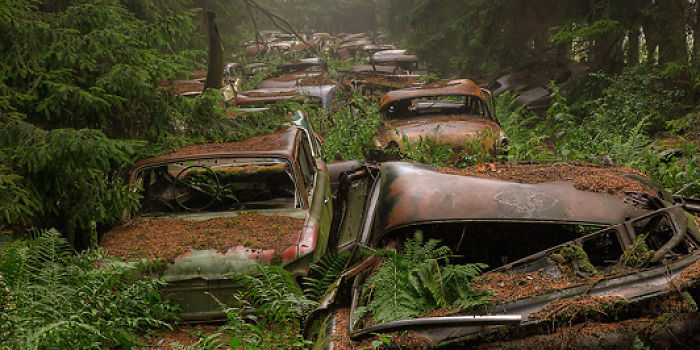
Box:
103, 32, 700, 348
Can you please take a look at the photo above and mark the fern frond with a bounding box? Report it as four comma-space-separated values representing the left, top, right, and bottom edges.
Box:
363, 232, 491, 324
303, 251, 350, 302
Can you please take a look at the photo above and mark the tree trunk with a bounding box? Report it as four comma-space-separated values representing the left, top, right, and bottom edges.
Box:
204, 11, 224, 90
627, 28, 640, 65
656, 0, 687, 64
694, 0, 700, 66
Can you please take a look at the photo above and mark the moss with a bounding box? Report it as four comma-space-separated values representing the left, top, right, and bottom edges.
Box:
554, 245, 597, 275
533, 296, 629, 326
620, 234, 654, 267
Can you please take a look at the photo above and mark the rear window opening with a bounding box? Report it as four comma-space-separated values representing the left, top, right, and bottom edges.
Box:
382, 222, 607, 270
384, 95, 488, 120
136, 157, 298, 215
632, 213, 695, 257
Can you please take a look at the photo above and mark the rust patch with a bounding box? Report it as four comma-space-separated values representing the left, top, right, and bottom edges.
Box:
380, 79, 484, 110
190, 70, 208, 80
166, 81, 204, 95
243, 90, 298, 98
136, 128, 292, 165
349, 73, 419, 89
331, 308, 434, 350
386, 115, 497, 128
298, 75, 334, 86
100, 214, 304, 262
669, 258, 700, 290
440, 163, 655, 196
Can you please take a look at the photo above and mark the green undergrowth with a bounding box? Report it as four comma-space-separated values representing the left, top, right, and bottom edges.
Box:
496, 66, 700, 197
355, 232, 491, 325
0, 229, 177, 349
169, 265, 314, 350
311, 91, 382, 162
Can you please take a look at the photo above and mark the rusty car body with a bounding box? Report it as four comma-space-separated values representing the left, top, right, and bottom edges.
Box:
305, 162, 700, 349
487, 62, 589, 114
233, 82, 337, 110
280, 57, 322, 74
371, 49, 419, 71
375, 79, 506, 155
100, 125, 334, 321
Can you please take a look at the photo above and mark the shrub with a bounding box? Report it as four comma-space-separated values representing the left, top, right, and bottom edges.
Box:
0, 229, 176, 349
311, 92, 382, 162
357, 231, 490, 324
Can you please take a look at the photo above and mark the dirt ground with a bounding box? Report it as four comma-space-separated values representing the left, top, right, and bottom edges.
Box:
441, 162, 655, 196
100, 214, 304, 262
331, 308, 434, 350
140, 324, 221, 349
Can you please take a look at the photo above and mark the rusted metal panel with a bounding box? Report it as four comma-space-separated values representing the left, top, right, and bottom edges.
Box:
234, 84, 337, 109
131, 127, 300, 177
378, 116, 504, 154
349, 65, 405, 74
379, 79, 484, 110
371, 49, 419, 67
374, 162, 636, 238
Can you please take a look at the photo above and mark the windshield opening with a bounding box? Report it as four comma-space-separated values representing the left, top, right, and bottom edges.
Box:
135, 157, 298, 215
383, 95, 487, 120
382, 222, 607, 270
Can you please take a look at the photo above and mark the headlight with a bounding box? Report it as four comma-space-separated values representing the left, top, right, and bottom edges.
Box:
495, 132, 509, 154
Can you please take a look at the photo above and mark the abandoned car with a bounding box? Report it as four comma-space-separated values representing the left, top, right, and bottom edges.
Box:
371, 49, 419, 71
100, 125, 334, 321
374, 79, 506, 156
233, 82, 338, 110
487, 62, 589, 114
304, 161, 700, 349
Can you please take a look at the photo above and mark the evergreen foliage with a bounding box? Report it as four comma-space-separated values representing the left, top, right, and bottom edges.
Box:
358, 232, 490, 324
0, 1, 289, 244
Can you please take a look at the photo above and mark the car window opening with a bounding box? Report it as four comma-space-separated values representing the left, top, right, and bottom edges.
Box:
382, 222, 609, 270
385, 95, 487, 120
137, 157, 298, 214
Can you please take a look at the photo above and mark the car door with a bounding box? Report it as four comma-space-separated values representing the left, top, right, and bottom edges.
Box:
329, 164, 380, 250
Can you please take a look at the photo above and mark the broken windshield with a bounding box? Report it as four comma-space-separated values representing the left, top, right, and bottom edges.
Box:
134, 157, 298, 215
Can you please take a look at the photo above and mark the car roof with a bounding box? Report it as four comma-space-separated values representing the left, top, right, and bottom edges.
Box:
373, 162, 643, 238
132, 126, 300, 172
379, 79, 484, 112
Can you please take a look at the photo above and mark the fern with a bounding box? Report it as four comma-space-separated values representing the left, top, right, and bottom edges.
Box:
303, 250, 351, 302
0, 229, 177, 349
235, 265, 315, 324
363, 231, 490, 324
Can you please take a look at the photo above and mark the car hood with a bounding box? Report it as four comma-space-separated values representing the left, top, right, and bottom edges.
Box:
349, 253, 700, 344
378, 116, 503, 153
163, 208, 307, 282
101, 208, 308, 282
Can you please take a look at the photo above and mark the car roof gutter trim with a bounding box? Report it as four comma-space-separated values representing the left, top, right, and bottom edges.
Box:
349, 315, 522, 340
